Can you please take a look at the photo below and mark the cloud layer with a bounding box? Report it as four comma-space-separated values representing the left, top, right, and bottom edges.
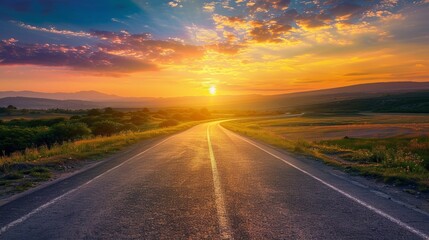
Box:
0, 0, 428, 96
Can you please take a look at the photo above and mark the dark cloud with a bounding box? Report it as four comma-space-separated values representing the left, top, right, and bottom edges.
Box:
275, 9, 299, 25
0, 39, 157, 73
247, 0, 291, 13
271, 0, 291, 10
296, 13, 332, 28
250, 21, 292, 42
329, 2, 367, 19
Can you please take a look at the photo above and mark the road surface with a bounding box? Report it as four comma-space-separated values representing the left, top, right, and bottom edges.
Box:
0, 121, 428, 239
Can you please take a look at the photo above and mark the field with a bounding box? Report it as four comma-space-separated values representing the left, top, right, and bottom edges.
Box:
222, 113, 429, 190
253, 113, 429, 140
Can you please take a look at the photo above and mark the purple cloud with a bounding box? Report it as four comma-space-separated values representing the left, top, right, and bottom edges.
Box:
0, 39, 157, 73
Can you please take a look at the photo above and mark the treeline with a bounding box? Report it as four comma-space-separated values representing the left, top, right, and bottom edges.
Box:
0, 105, 87, 115
0, 107, 211, 155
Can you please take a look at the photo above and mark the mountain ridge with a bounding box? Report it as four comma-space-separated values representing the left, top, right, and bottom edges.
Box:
1, 81, 429, 102
1, 81, 429, 110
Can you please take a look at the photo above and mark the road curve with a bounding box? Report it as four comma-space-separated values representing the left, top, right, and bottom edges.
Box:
0, 121, 428, 239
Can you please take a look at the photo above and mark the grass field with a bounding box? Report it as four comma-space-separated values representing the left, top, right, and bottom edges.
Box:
255, 113, 429, 140
222, 113, 429, 191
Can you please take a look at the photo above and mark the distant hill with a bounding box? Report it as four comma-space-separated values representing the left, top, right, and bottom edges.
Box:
0, 97, 101, 110
298, 91, 429, 113
0, 90, 149, 102
208, 82, 429, 110
282, 81, 429, 96
1, 81, 429, 110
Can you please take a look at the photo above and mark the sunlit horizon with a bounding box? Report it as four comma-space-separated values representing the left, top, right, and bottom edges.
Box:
0, 1, 428, 97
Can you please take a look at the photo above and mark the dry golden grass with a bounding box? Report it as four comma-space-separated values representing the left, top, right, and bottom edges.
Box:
0, 121, 205, 196
0, 121, 201, 170
222, 114, 429, 190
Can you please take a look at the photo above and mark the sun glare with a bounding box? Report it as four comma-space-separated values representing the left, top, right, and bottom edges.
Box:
209, 86, 217, 95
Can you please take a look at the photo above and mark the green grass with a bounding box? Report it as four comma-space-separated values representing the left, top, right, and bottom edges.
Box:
222, 117, 429, 191
0, 120, 205, 195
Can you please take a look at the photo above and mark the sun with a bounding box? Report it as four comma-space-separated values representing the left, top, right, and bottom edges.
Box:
209, 86, 217, 95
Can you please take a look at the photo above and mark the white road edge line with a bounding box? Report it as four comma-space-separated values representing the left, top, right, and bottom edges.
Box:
220, 125, 429, 240
207, 125, 234, 240
0, 136, 174, 235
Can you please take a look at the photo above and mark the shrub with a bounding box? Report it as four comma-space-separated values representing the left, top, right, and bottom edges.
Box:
384, 149, 425, 173
159, 119, 179, 128
0, 126, 48, 154
87, 109, 101, 116
91, 120, 124, 136
130, 115, 148, 125
70, 115, 82, 120
48, 122, 91, 143
190, 112, 206, 121
122, 123, 138, 131
350, 149, 375, 163
171, 113, 185, 121
104, 107, 115, 114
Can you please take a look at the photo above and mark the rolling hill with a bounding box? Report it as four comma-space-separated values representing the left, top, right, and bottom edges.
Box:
1, 81, 429, 111
0, 97, 101, 110
297, 91, 429, 113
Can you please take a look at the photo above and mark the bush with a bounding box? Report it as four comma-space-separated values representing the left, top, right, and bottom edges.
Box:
104, 107, 115, 114
91, 120, 124, 136
130, 115, 148, 125
171, 113, 185, 121
87, 109, 101, 116
159, 119, 179, 128
70, 115, 82, 120
48, 122, 91, 143
122, 123, 138, 131
6, 118, 65, 128
190, 112, 206, 121
0, 126, 48, 154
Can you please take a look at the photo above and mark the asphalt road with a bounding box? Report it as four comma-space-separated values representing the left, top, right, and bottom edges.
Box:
0, 121, 428, 239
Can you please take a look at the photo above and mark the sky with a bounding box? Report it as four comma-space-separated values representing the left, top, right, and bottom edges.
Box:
0, 0, 428, 97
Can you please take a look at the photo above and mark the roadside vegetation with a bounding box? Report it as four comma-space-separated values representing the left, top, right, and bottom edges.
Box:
222, 114, 429, 191
0, 106, 212, 196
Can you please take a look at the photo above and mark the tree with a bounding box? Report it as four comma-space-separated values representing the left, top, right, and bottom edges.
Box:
5, 105, 17, 115
7, 105, 17, 110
